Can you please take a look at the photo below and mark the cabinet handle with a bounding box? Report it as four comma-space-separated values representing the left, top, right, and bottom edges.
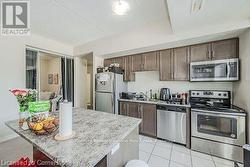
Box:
212, 50, 215, 59
207, 51, 210, 59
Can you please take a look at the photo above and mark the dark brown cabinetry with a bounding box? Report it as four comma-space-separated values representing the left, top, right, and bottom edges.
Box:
159, 49, 173, 81
173, 47, 190, 81
190, 38, 238, 62
211, 38, 238, 60
139, 103, 157, 137
104, 38, 239, 82
159, 47, 190, 81
119, 101, 157, 137
131, 52, 159, 72
190, 43, 210, 62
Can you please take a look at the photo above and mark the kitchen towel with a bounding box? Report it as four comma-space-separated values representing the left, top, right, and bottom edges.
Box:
59, 102, 73, 137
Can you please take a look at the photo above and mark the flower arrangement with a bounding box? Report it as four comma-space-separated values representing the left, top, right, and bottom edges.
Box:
9, 89, 37, 112
9, 89, 37, 128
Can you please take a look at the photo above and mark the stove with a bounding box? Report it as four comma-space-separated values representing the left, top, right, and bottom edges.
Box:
190, 90, 246, 163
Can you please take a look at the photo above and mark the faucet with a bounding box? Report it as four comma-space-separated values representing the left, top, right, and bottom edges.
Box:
139, 92, 148, 101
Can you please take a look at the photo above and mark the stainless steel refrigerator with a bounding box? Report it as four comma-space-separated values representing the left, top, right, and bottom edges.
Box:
95, 72, 127, 114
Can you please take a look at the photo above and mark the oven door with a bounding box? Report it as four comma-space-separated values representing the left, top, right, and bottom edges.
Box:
191, 109, 245, 146
190, 59, 239, 81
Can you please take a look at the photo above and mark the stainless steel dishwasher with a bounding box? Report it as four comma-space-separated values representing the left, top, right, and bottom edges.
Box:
157, 105, 186, 145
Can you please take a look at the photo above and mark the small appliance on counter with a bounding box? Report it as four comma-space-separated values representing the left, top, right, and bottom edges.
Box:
160, 88, 171, 101
190, 90, 246, 163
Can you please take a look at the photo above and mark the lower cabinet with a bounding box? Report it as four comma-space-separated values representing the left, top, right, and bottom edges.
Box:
119, 101, 157, 137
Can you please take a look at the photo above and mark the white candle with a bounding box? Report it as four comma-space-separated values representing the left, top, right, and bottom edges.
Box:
59, 102, 73, 137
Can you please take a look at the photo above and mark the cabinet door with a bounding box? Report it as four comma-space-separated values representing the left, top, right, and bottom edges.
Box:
127, 102, 139, 118
123, 56, 135, 82
159, 49, 173, 81
131, 54, 143, 72
190, 43, 211, 62
104, 58, 114, 67
173, 47, 190, 81
211, 38, 239, 60
142, 51, 159, 71
140, 103, 157, 137
114, 57, 125, 69
119, 102, 127, 116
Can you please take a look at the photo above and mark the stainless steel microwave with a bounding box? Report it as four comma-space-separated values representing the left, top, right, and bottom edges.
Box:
190, 58, 239, 81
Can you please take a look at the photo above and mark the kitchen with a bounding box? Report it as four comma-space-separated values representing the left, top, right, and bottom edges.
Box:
95, 37, 248, 166
1, 0, 250, 167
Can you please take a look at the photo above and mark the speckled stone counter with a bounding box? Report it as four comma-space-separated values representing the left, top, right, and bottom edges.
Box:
5, 108, 141, 167
118, 99, 191, 108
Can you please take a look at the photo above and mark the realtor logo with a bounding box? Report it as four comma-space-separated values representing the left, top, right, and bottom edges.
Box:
1, 1, 30, 35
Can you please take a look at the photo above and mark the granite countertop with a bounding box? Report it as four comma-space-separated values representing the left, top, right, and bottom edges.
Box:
118, 99, 191, 108
5, 108, 141, 167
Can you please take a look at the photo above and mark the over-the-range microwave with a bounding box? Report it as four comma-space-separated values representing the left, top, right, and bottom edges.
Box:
190, 58, 239, 82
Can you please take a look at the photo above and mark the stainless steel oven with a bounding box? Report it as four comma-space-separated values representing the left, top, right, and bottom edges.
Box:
191, 109, 246, 163
190, 58, 239, 81
192, 109, 246, 146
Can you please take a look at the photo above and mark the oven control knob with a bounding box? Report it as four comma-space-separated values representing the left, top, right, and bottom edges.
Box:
231, 134, 236, 138
224, 94, 227, 97
218, 93, 221, 96
197, 93, 199, 95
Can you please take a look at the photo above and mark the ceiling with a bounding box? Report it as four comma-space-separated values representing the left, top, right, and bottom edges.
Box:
167, 0, 250, 32
28, 0, 250, 46
30, 0, 169, 46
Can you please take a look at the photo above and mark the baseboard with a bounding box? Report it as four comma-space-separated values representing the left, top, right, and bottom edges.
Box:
0, 133, 18, 143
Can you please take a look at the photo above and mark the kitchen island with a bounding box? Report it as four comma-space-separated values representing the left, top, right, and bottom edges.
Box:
5, 108, 141, 167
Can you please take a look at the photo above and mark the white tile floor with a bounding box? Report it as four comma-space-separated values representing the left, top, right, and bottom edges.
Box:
139, 135, 243, 167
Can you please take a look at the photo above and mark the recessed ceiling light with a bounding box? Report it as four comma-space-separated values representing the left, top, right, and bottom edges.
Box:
112, 0, 130, 15
191, 0, 204, 14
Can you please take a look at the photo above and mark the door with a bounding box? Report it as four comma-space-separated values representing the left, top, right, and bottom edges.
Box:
173, 47, 190, 81
127, 102, 139, 118
123, 56, 135, 82
142, 51, 159, 71
211, 39, 238, 60
119, 102, 127, 116
140, 104, 157, 137
95, 92, 114, 114
95, 73, 114, 92
131, 54, 142, 72
159, 49, 173, 81
190, 43, 211, 62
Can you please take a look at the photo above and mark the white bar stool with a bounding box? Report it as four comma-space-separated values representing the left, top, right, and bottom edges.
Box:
125, 160, 149, 167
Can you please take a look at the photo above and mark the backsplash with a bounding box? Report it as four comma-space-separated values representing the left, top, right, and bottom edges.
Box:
127, 71, 233, 94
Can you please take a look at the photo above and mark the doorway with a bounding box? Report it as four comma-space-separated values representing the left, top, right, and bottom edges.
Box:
74, 53, 93, 109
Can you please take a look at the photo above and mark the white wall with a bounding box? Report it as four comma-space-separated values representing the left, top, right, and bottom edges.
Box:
74, 20, 249, 58
0, 34, 73, 142
233, 28, 250, 143
128, 71, 233, 95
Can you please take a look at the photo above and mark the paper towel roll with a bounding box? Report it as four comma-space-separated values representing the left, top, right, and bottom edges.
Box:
59, 102, 73, 137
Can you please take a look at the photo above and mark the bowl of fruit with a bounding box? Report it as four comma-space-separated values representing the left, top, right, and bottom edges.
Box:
27, 113, 59, 135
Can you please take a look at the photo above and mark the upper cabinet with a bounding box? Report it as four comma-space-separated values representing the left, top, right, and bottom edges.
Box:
173, 47, 190, 81
190, 38, 239, 62
159, 47, 190, 81
131, 54, 143, 72
142, 52, 159, 71
190, 43, 210, 62
131, 51, 159, 72
211, 38, 239, 60
159, 49, 173, 81
104, 38, 239, 82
